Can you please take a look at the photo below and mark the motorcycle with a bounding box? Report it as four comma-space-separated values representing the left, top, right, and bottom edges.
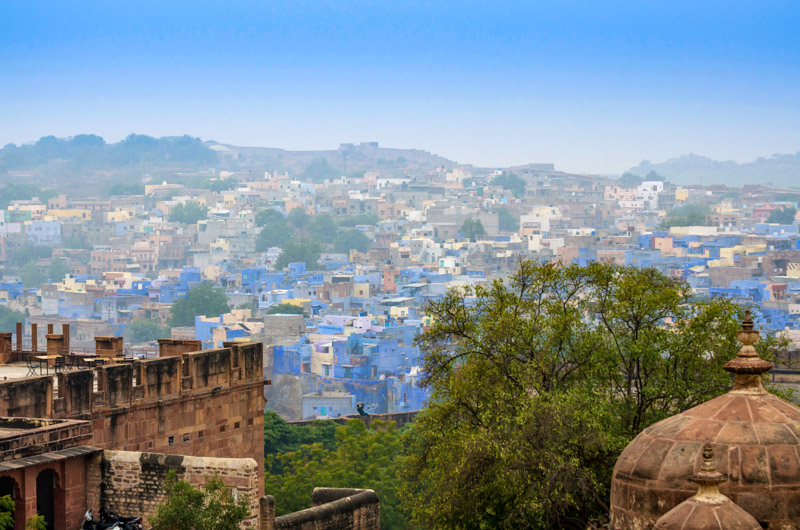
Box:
98, 507, 143, 530
80, 510, 123, 530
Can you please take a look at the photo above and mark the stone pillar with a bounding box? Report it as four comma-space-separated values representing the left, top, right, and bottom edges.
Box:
31, 323, 37, 353
260, 496, 276, 530
47, 324, 54, 334
15, 322, 22, 352
62, 323, 70, 354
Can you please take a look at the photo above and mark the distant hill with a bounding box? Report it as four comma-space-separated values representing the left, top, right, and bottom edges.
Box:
0, 135, 463, 186
210, 141, 459, 179
627, 152, 800, 187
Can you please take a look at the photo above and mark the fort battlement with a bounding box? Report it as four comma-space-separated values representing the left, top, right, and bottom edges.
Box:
0, 333, 269, 496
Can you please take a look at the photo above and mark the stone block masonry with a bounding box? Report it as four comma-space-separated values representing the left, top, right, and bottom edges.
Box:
262, 488, 380, 530
96, 450, 261, 528
0, 341, 269, 496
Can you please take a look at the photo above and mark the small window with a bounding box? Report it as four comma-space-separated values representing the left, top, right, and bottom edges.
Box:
168, 436, 175, 446
198, 430, 204, 438
220, 425, 226, 433
183, 433, 190, 442
234, 421, 240, 429
247, 418, 254, 426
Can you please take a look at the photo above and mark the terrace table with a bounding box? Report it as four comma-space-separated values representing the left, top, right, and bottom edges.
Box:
84, 357, 107, 369
34, 355, 61, 375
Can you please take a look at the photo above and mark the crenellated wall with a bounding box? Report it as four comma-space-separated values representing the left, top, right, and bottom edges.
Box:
0, 342, 268, 495
94, 450, 260, 529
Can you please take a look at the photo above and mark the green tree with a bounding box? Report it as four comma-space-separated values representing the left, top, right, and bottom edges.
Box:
126, 318, 169, 343
151, 470, 249, 530
661, 204, 713, 228
256, 208, 285, 227
266, 303, 305, 316
108, 182, 144, 196
264, 410, 338, 457
333, 229, 371, 254
24, 515, 45, 530
287, 207, 310, 230
256, 210, 292, 251
308, 213, 339, 242
459, 218, 486, 241
498, 207, 519, 232
19, 262, 45, 289
0, 306, 25, 333
265, 419, 407, 530
275, 239, 321, 270
767, 206, 798, 224
169, 284, 231, 327
169, 201, 208, 224
0, 495, 14, 530
644, 170, 665, 181
7, 245, 52, 267
491, 172, 526, 198
47, 257, 70, 282
618, 172, 643, 187
402, 261, 776, 529
301, 157, 338, 182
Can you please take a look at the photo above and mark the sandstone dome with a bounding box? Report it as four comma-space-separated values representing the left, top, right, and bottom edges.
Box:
610, 312, 800, 529
653, 445, 760, 530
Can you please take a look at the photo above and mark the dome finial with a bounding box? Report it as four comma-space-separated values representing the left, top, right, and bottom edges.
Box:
724, 309, 772, 391
692, 444, 725, 487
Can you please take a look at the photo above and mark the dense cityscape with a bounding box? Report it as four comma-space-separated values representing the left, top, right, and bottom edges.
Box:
3, 2, 800, 529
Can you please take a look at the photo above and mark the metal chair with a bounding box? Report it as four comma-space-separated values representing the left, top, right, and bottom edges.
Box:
25, 357, 38, 377
55, 356, 66, 372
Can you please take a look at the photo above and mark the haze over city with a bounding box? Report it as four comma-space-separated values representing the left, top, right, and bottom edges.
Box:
3, 1, 800, 174
2, 3, 800, 530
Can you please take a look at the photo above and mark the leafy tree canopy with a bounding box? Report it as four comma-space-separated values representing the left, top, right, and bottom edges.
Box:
108, 182, 144, 196
0, 494, 13, 530
169, 283, 230, 328
0, 184, 55, 210
401, 261, 782, 528
126, 318, 169, 343
0, 306, 25, 333
618, 172, 643, 187
661, 204, 713, 228
644, 170, 666, 181
19, 263, 45, 289
767, 206, 798, 224
256, 208, 285, 227
301, 157, 339, 182
308, 213, 339, 243
169, 201, 208, 224
459, 218, 486, 242
0, 134, 215, 172
266, 303, 305, 316
287, 207, 310, 230
275, 239, 321, 270
265, 419, 408, 530
151, 470, 249, 530
498, 207, 520, 232
256, 213, 292, 252
47, 257, 70, 283
491, 172, 526, 198
264, 410, 338, 457
7, 245, 52, 267
333, 229, 371, 254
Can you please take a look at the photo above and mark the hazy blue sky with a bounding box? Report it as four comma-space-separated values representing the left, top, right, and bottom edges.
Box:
2, 1, 799, 174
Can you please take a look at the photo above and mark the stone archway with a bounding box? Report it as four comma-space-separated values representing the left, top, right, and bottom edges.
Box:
35, 470, 55, 530
0, 476, 21, 529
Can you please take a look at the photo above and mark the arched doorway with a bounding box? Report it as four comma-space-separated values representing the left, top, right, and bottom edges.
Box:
0, 476, 19, 529
35, 470, 55, 530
